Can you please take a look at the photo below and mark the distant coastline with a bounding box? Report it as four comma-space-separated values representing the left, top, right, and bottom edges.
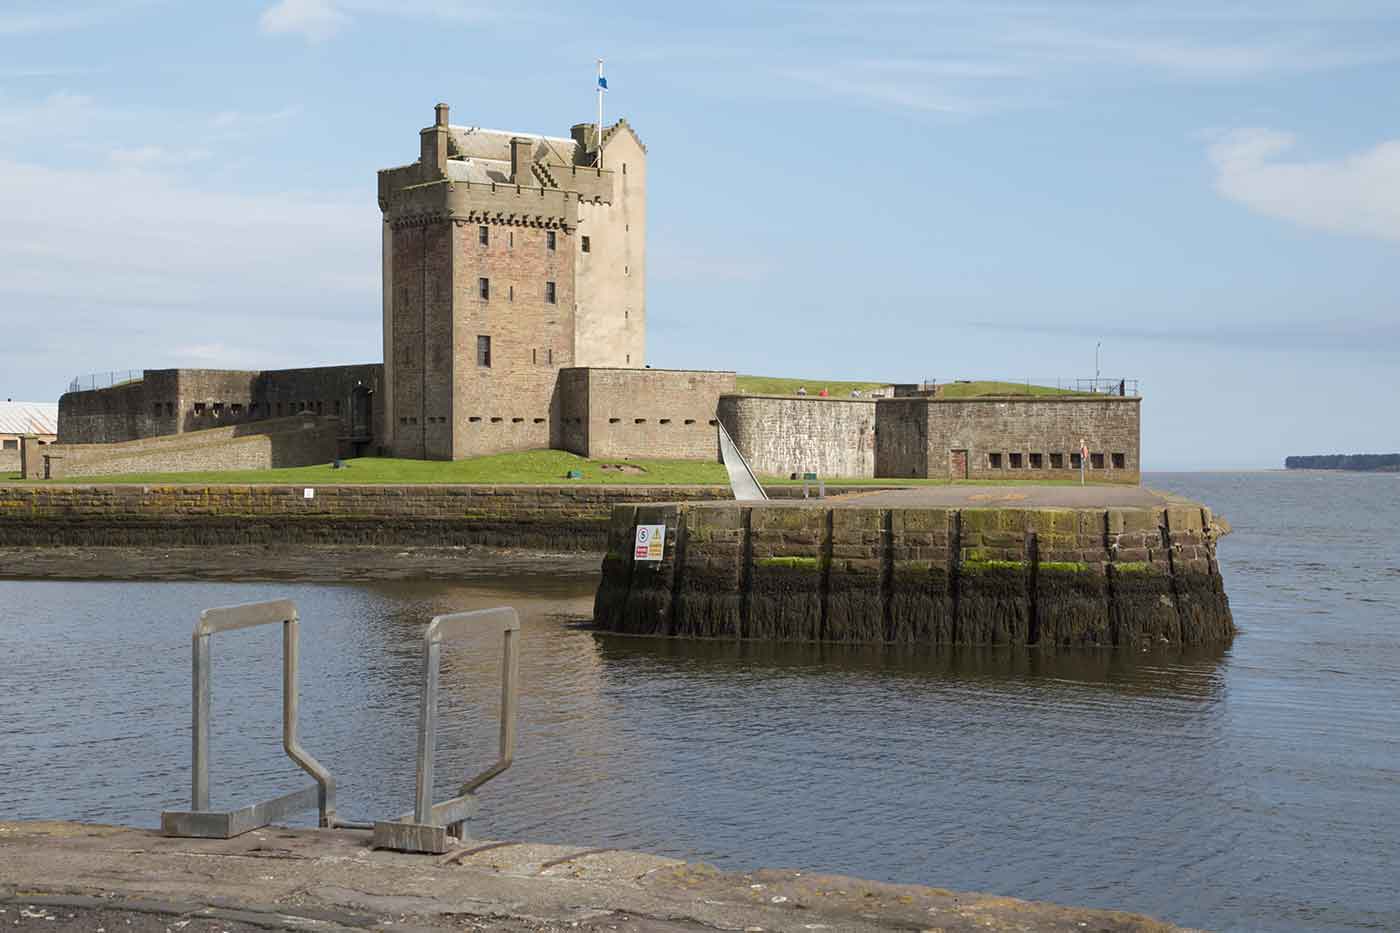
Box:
1284, 454, 1400, 472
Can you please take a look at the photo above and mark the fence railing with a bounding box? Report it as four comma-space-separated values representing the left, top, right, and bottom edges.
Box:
67, 370, 143, 394
910, 378, 1140, 398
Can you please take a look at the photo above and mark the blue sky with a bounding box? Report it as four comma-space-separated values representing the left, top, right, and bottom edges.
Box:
1, 0, 1397, 469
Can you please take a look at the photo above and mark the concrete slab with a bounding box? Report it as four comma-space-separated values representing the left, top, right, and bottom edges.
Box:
0, 821, 1188, 932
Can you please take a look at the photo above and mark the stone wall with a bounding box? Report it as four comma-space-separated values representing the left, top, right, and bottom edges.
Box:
0, 483, 876, 550
718, 395, 877, 478
450, 220, 574, 459
567, 368, 735, 460
0, 448, 18, 474
58, 366, 384, 451
36, 416, 339, 479
594, 501, 1233, 646
875, 396, 1141, 483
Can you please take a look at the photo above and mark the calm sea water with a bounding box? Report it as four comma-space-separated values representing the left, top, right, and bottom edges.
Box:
2, 471, 1398, 932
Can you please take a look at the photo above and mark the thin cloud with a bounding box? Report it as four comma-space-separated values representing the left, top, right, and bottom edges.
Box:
259, 0, 349, 42
1209, 129, 1400, 244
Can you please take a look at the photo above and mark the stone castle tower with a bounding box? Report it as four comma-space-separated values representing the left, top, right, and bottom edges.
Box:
377, 103, 648, 459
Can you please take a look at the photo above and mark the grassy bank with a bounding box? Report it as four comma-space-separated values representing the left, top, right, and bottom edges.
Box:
736, 376, 1084, 398
17, 450, 1117, 486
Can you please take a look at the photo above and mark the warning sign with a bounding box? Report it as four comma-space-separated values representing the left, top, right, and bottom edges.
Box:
634, 524, 666, 561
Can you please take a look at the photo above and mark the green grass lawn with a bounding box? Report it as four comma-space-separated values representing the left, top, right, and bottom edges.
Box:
938, 380, 1081, 398
735, 375, 890, 396
737, 376, 1086, 398
45, 451, 730, 486
26, 449, 1121, 487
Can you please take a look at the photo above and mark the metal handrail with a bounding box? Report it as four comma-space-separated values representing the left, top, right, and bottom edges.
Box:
373, 607, 521, 854
160, 599, 337, 838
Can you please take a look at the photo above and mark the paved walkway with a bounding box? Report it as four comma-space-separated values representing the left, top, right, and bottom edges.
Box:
0, 822, 1181, 932
834, 484, 1177, 508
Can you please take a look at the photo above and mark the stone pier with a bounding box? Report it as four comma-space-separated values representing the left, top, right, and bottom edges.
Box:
594, 486, 1234, 647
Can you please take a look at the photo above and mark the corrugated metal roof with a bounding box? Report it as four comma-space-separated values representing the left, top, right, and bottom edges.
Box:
0, 401, 58, 436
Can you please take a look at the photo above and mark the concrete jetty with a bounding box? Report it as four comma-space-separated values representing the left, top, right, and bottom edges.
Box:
0, 821, 1184, 931
594, 485, 1234, 646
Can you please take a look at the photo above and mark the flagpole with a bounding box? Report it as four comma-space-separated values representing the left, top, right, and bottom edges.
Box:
596, 58, 605, 168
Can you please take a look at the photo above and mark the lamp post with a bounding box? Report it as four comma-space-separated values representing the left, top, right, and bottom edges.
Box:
1095, 341, 1101, 391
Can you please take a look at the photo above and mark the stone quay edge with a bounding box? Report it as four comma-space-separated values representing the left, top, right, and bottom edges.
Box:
0, 821, 1188, 932
594, 487, 1233, 647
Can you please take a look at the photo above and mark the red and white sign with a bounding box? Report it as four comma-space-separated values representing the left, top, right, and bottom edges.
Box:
634, 524, 666, 561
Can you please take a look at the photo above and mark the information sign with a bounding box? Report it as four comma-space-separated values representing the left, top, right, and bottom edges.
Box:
634, 524, 666, 561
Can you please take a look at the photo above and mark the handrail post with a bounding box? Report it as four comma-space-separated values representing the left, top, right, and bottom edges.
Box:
374, 607, 521, 854
162, 599, 336, 838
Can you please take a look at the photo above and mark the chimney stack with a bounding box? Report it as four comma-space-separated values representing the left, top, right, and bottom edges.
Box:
510, 137, 533, 185
420, 102, 450, 180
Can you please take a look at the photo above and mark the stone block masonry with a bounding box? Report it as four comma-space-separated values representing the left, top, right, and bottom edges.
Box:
0, 483, 882, 550
719, 395, 876, 478
594, 501, 1234, 646
33, 415, 340, 480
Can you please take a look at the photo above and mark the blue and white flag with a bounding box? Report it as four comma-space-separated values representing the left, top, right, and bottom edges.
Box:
598, 75, 608, 89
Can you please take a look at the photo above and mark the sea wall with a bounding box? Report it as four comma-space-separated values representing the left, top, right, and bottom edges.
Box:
594, 502, 1233, 646
0, 483, 870, 550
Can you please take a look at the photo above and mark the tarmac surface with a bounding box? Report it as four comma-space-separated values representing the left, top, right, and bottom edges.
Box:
0, 821, 1187, 933
832, 484, 1176, 508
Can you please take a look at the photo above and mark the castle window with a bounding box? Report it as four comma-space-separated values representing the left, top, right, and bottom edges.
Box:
684, 419, 695, 425
1070, 452, 1082, 469
490, 417, 503, 423
660, 418, 671, 424
166, 402, 174, 416
512, 417, 524, 423
3, 439, 17, 450
1050, 452, 1064, 469
581, 236, 590, 253
469, 416, 481, 423
509, 231, 514, 248
622, 163, 627, 174
532, 349, 537, 364
478, 225, 489, 246
533, 418, 545, 424
634, 418, 646, 424
509, 285, 514, 302
476, 335, 492, 367
194, 403, 206, 416
545, 281, 556, 304
212, 402, 224, 415
1008, 452, 1023, 469
547, 348, 554, 365
708, 419, 717, 426
989, 452, 1003, 469
334, 400, 341, 415
276, 402, 283, 416
1112, 452, 1126, 469
152, 403, 162, 416
546, 230, 556, 251
231, 403, 243, 415
1091, 453, 1105, 470
626, 353, 631, 364
609, 418, 620, 424
1029, 452, 1044, 469
479, 277, 490, 300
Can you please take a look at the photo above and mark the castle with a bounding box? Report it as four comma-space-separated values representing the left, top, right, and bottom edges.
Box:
46, 104, 1141, 484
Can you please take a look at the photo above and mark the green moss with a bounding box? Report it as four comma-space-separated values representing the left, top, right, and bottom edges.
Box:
961, 558, 1026, 573
756, 556, 823, 570
1112, 561, 1154, 574
1039, 561, 1090, 573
